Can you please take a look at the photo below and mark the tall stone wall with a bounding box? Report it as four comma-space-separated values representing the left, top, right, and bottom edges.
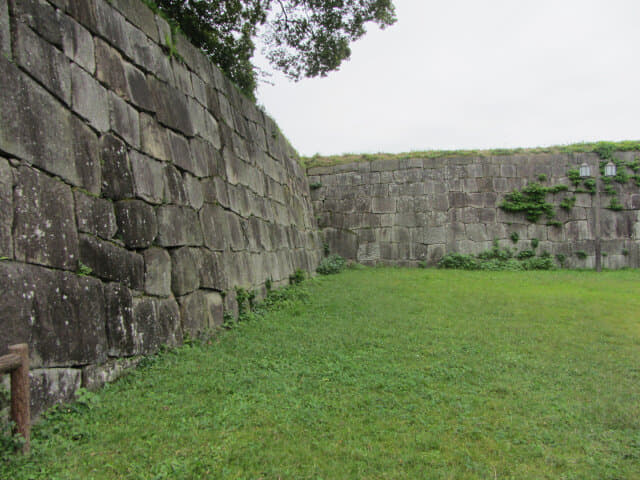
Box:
309, 153, 640, 268
0, 0, 321, 415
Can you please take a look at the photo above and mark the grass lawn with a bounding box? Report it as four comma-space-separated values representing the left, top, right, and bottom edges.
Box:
3, 268, 640, 479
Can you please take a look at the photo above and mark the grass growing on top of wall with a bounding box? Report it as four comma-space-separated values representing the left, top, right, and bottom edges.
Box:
3, 268, 640, 479
302, 140, 640, 169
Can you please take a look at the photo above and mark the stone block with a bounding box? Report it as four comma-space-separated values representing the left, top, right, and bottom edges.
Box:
131, 297, 181, 355
0, 158, 12, 258
140, 113, 170, 161
191, 136, 222, 177
149, 76, 194, 136
110, 0, 158, 42
30, 368, 81, 419
61, 12, 95, 73
114, 200, 157, 248
199, 203, 226, 251
13, 21, 71, 105
104, 282, 135, 356
179, 290, 223, 338
78, 234, 144, 289
14, 167, 79, 270
0, 0, 9, 60
143, 247, 171, 297
170, 247, 201, 296
130, 150, 165, 204
100, 133, 134, 200
184, 173, 204, 210
323, 228, 358, 259
82, 357, 141, 392
0, 261, 107, 367
164, 164, 189, 205
95, 37, 128, 98
199, 249, 227, 290
109, 91, 140, 148
124, 62, 154, 112
371, 197, 396, 214
71, 63, 110, 132
0, 56, 100, 192
156, 205, 204, 246
157, 298, 183, 348
75, 190, 117, 240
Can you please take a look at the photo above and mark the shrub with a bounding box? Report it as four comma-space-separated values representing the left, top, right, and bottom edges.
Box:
316, 255, 346, 275
289, 269, 306, 284
438, 253, 479, 270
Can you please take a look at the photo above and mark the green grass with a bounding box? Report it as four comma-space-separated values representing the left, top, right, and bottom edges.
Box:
3, 269, 640, 479
302, 140, 640, 169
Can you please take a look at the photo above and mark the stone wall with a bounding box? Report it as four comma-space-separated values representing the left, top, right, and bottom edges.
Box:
0, 0, 321, 416
309, 152, 640, 268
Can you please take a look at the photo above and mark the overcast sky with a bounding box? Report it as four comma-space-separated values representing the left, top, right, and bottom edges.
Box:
255, 0, 640, 157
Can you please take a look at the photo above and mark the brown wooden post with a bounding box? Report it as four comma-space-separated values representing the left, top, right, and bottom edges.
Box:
8, 344, 30, 453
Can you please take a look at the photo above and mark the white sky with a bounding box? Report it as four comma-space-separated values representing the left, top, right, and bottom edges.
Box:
255, 0, 640, 157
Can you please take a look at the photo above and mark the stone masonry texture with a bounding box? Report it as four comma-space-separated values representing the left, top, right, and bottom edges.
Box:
309, 152, 640, 269
0, 0, 321, 417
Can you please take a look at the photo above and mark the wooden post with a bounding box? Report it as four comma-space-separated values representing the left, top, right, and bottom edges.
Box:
8, 344, 30, 453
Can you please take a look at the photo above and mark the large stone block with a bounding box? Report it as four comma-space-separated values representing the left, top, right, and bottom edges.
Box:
100, 133, 134, 200
164, 164, 189, 205
191, 136, 222, 178
30, 368, 81, 419
149, 76, 194, 136
184, 173, 204, 210
95, 37, 128, 98
115, 200, 158, 248
167, 130, 196, 176
14, 167, 79, 270
104, 282, 135, 357
156, 205, 204, 246
170, 247, 201, 296
323, 228, 358, 259
199, 203, 227, 251
0, 158, 12, 258
130, 150, 165, 204
78, 234, 144, 290
0, 0, 10, 60
143, 247, 171, 297
124, 62, 154, 112
199, 249, 227, 290
82, 357, 141, 392
110, 0, 158, 42
61, 13, 95, 73
179, 290, 223, 338
109, 91, 140, 148
13, 21, 71, 105
140, 113, 171, 161
71, 63, 110, 132
0, 56, 100, 192
0, 261, 107, 367
74, 189, 117, 240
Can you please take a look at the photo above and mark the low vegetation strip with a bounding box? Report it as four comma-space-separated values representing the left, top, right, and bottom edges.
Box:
302, 140, 640, 168
3, 269, 640, 479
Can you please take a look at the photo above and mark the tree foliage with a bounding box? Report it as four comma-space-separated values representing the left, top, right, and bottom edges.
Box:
152, 0, 396, 98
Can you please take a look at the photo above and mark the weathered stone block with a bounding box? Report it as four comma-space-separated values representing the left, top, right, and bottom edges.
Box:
157, 298, 183, 348
371, 197, 396, 214
14, 167, 79, 270
130, 150, 165, 204
0, 0, 10, 60
323, 228, 358, 259
115, 200, 157, 248
0, 261, 107, 367
109, 91, 140, 148
75, 190, 117, 240
131, 297, 166, 355
95, 37, 128, 98
100, 133, 134, 200
79, 234, 144, 289
124, 62, 154, 112
179, 290, 223, 338
199, 249, 227, 290
191, 136, 222, 178
149, 76, 194, 136
156, 205, 204, 246
82, 357, 141, 392
142, 247, 171, 297
104, 282, 135, 357
61, 13, 95, 73
140, 113, 170, 161
184, 173, 204, 210
13, 21, 71, 105
71, 63, 109, 132
30, 368, 81, 418
11, 0, 61, 46
170, 247, 201, 296
164, 164, 189, 205
0, 56, 100, 192
110, 0, 158, 42
0, 158, 12, 258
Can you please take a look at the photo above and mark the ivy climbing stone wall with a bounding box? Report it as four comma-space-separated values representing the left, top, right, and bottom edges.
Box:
309, 152, 640, 268
0, 0, 321, 416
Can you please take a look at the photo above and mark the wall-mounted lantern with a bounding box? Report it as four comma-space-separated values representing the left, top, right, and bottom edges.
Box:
579, 162, 591, 177
604, 161, 617, 177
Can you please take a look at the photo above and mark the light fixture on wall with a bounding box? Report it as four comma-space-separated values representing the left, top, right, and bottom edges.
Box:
579, 162, 591, 177
604, 161, 617, 177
